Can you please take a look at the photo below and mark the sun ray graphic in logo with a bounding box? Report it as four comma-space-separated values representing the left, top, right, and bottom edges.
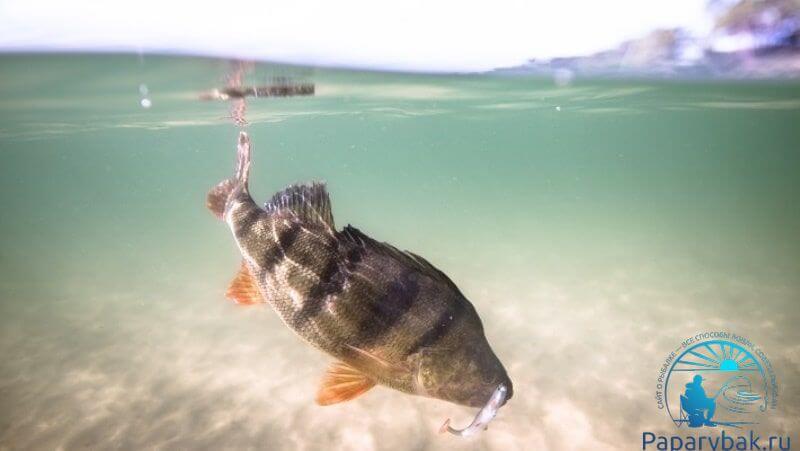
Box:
665, 340, 769, 429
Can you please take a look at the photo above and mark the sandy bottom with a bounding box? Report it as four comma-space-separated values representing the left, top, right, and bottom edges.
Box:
1, 255, 797, 450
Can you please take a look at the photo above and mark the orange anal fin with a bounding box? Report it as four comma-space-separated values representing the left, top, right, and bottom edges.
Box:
316, 362, 376, 406
225, 261, 263, 306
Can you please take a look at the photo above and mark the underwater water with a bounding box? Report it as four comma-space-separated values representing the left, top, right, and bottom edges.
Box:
0, 54, 799, 450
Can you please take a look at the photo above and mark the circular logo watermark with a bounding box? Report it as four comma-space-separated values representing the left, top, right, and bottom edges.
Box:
655, 331, 778, 429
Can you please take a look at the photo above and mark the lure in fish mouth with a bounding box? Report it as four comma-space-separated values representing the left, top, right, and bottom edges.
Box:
207, 131, 513, 435
440, 383, 509, 437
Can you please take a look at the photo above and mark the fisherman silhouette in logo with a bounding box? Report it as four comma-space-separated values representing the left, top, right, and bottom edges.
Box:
681, 375, 717, 427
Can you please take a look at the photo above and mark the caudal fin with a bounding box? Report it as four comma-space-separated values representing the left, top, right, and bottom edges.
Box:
206, 179, 234, 219
206, 131, 252, 220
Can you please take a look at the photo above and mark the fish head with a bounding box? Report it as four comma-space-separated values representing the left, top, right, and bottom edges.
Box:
416, 341, 513, 408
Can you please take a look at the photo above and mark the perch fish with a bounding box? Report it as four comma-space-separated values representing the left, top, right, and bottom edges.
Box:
207, 132, 513, 434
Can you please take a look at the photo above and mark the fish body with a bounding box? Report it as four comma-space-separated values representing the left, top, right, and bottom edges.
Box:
208, 132, 512, 410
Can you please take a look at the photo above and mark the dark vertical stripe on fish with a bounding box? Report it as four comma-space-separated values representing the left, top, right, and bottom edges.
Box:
259, 222, 301, 271
352, 271, 420, 345
277, 222, 302, 254
407, 304, 462, 354
290, 257, 343, 328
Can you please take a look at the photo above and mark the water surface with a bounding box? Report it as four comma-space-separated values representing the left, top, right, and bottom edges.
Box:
0, 54, 798, 450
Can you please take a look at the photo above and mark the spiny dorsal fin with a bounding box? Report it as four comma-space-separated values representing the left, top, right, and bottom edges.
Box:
264, 182, 334, 230
316, 361, 376, 406
340, 225, 463, 294
225, 261, 264, 306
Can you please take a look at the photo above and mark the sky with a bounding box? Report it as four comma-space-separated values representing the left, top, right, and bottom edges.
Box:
0, 0, 711, 72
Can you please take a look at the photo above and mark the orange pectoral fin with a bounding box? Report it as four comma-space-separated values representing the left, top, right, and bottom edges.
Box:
225, 261, 263, 306
316, 362, 376, 406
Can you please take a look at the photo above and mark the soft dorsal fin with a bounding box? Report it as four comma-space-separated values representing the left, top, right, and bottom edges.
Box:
339, 225, 463, 294
264, 182, 335, 230
316, 361, 376, 406
225, 261, 264, 306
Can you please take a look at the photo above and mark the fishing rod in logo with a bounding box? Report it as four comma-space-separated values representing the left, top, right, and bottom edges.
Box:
681, 373, 766, 428
712, 375, 764, 414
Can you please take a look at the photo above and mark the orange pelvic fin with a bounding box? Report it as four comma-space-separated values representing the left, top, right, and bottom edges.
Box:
316, 362, 376, 406
225, 261, 263, 306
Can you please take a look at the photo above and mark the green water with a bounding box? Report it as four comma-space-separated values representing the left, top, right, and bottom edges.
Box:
0, 54, 798, 450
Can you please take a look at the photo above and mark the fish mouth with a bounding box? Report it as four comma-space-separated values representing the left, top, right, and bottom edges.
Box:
500, 377, 513, 405
439, 383, 510, 437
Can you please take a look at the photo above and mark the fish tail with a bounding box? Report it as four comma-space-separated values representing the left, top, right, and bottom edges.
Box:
206, 131, 253, 220
206, 179, 234, 220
